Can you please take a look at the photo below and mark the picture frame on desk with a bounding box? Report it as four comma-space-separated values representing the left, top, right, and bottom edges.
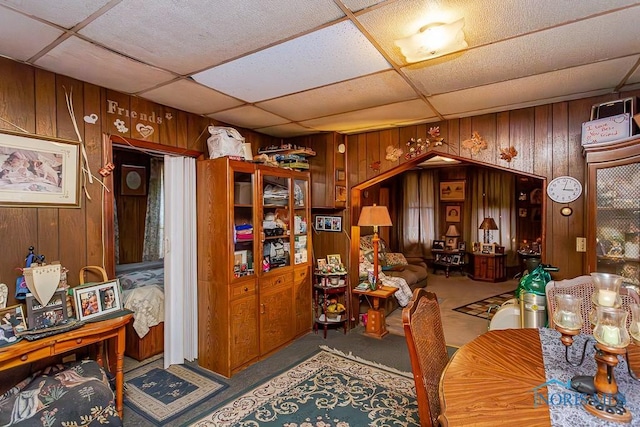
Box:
0, 305, 27, 340
481, 243, 495, 254
458, 242, 466, 252
451, 254, 462, 265
73, 279, 122, 322
446, 237, 458, 250
433, 240, 445, 251
25, 289, 68, 329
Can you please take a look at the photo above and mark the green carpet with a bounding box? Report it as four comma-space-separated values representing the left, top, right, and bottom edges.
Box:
452, 291, 516, 320
185, 346, 419, 426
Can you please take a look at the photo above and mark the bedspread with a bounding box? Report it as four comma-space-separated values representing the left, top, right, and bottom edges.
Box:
123, 284, 164, 338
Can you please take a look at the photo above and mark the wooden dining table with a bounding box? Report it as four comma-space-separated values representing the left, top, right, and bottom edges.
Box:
439, 328, 640, 426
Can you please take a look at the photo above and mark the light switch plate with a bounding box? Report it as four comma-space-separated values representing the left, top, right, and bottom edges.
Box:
576, 237, 587, 252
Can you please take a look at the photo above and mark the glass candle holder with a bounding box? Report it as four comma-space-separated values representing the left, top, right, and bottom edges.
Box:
630, 303, 640, 344
591, 272, 623, 307
592, 306, 630, 348
553, 294, 583, 330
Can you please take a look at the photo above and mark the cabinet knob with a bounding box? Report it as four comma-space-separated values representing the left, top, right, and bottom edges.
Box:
21, 355, 28, 361
244, 287, 248, 292
76, 338, 82, 344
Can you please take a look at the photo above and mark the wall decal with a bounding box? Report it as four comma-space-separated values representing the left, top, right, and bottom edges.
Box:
135, 123, 155, 138
462, 131, 488, 155
83, 113, 98, 124
114, 119, 128, 133
500, 146, 518, 162
385, 145, 403, 161
370, 160, 381, 172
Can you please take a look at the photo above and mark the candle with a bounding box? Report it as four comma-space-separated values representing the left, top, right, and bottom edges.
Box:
598, 289, 617, 307
599, 324, 621, 346
560, 311, 579, 329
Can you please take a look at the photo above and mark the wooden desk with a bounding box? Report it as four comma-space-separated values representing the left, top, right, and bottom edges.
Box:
439, 328, 640, 426
353, 285, 396, 339
432, 249, 465, 278
0, 313, 132, 418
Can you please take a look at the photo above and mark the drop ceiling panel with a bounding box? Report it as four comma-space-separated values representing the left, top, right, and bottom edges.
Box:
256, 71, 418, 121
78, 0, 345, 75
255, 122, 319, 138
192, 20, 391, 103
34, 36, 175, 93
404, 8, 640, 95
300, 99, 436, 132
0, 0, 112, 28
429, 57, 639, 116
342, 0, 389, 13
208, 106, 290, 129
357, 0, 639, 66
140, 79, 243, 115
0, 8, 63, 61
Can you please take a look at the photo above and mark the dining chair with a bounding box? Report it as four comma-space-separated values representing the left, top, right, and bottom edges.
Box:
402, 288, 449, 427
546, 275, 640, 334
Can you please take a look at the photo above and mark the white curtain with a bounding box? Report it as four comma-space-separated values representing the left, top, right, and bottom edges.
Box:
163, 155, 197, 367
399, 170, 437, 257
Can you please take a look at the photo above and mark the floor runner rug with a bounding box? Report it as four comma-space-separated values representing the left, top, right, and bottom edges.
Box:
124, 358, 228, 426
187, 346, 419, 426
452, 291, 515, 320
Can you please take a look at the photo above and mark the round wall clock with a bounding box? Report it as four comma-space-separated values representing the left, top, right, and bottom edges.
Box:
546, 176, 582, 203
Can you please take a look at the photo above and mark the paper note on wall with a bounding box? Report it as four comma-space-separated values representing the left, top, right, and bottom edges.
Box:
581, 113, 631, 146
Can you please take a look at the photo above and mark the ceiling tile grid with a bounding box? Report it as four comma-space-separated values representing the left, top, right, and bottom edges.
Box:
0, 7, 63, 61
208, 105, 290, 130
0, 0, 113, 29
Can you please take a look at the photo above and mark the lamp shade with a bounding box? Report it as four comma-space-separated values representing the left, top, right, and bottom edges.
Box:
358, 204, 392, 227
479, 217, 498, 231
445, 225, 460, 237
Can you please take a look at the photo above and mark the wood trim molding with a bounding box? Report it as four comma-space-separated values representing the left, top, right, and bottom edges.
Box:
109, 134, 202, 158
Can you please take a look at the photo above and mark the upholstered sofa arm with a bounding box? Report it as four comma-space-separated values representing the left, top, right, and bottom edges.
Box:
405, 256, 427, 270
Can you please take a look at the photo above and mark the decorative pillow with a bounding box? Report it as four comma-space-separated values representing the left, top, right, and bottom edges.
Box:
359, 235, 387, 265
385, 252, 408, 266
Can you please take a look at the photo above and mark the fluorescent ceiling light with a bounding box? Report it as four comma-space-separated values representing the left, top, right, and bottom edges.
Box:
395, 18, 467, 63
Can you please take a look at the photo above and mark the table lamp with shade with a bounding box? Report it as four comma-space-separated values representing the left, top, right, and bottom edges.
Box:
445, 224, 460, 249
479, 217, 498, 243
358, 204, 392, 289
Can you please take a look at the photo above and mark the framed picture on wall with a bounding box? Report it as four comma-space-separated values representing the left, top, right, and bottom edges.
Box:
440, 181, 466, 201
121, 164, 147, 196
445, 205, 461, 222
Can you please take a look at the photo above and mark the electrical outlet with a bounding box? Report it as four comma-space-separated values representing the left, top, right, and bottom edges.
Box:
576, 237, 587, 252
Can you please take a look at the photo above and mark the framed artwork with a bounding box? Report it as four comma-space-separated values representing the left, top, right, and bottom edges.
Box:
327, 254, 342, 266
519, 208, 528, 218
0, 130, 81, 208
73, 279, 123, 322
335, 185, 347, 202
440, 181, 466, 201
335, 169, 346, 182
446, 237, 458, 250
25, 289, 68, 329
234, 250, 248, 267
0, 305, 27, 341
445, 205, 461, 222
432, 240, 445, 251
458, 242, 466, 252
121, 164, 147, 196
315, 215, 342, 232
481, 243, 496, 254
451, 254, 462, 265
317, 259, 327, 270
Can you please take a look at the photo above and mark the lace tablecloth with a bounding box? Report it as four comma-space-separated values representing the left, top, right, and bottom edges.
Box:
539, 328, 640, 426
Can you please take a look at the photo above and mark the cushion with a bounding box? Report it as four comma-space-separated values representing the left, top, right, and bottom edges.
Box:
385, 252, 408, 266
360, 235, 388, 265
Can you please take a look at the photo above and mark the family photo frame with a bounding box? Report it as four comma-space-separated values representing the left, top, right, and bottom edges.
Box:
327, 254, 342, 266
315, 215, 342, 232
73, 279, 123, 322
432, 240, 445, 251
0, 130, 81, 208
0, 305, 27, 343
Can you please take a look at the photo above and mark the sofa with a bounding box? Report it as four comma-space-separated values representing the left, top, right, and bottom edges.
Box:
359, 235, 428, 315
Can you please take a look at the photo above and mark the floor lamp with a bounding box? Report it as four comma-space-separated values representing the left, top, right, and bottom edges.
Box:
358, 204, 392, 289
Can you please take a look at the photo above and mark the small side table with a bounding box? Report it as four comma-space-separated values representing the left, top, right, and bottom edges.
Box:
352, 285, 397, 339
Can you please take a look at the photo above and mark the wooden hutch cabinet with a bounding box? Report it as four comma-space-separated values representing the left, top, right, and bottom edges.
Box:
584, 136, 640, 287
196, 158, 312, 377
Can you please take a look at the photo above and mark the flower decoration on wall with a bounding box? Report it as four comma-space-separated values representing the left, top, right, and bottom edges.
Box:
370, 160, 381, 172
500, 146, 518, 162
462, 131, 488, 155
405, 126, 446, 160
385, 146, 403, 162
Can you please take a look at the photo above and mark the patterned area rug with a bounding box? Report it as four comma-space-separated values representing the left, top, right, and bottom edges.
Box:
124, 358, 228, 426
187, 347, 419, 426
452, 291, 515, 320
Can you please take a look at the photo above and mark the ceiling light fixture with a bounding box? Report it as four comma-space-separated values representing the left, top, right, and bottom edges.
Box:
395, 18, 467, 63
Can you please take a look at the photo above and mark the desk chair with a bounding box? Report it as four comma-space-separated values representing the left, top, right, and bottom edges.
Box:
402, 288, 449, 427
546, 275, 640, 334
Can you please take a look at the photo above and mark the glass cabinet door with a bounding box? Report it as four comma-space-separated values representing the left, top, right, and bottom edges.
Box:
232, 168, 255, 279
259, 170, 291, 272
593, 162, 640, 286
293, 177, 310, 265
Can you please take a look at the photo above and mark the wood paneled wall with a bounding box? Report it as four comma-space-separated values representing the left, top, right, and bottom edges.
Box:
0, 57, 276, 307
346, 91, 640, 279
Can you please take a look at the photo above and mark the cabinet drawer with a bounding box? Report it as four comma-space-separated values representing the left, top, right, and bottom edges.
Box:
1, 346, 52, 369
54, 335, 103, 354
293, 267, 309, 284
230, 280, 257, 300
261, 272, 292, 290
